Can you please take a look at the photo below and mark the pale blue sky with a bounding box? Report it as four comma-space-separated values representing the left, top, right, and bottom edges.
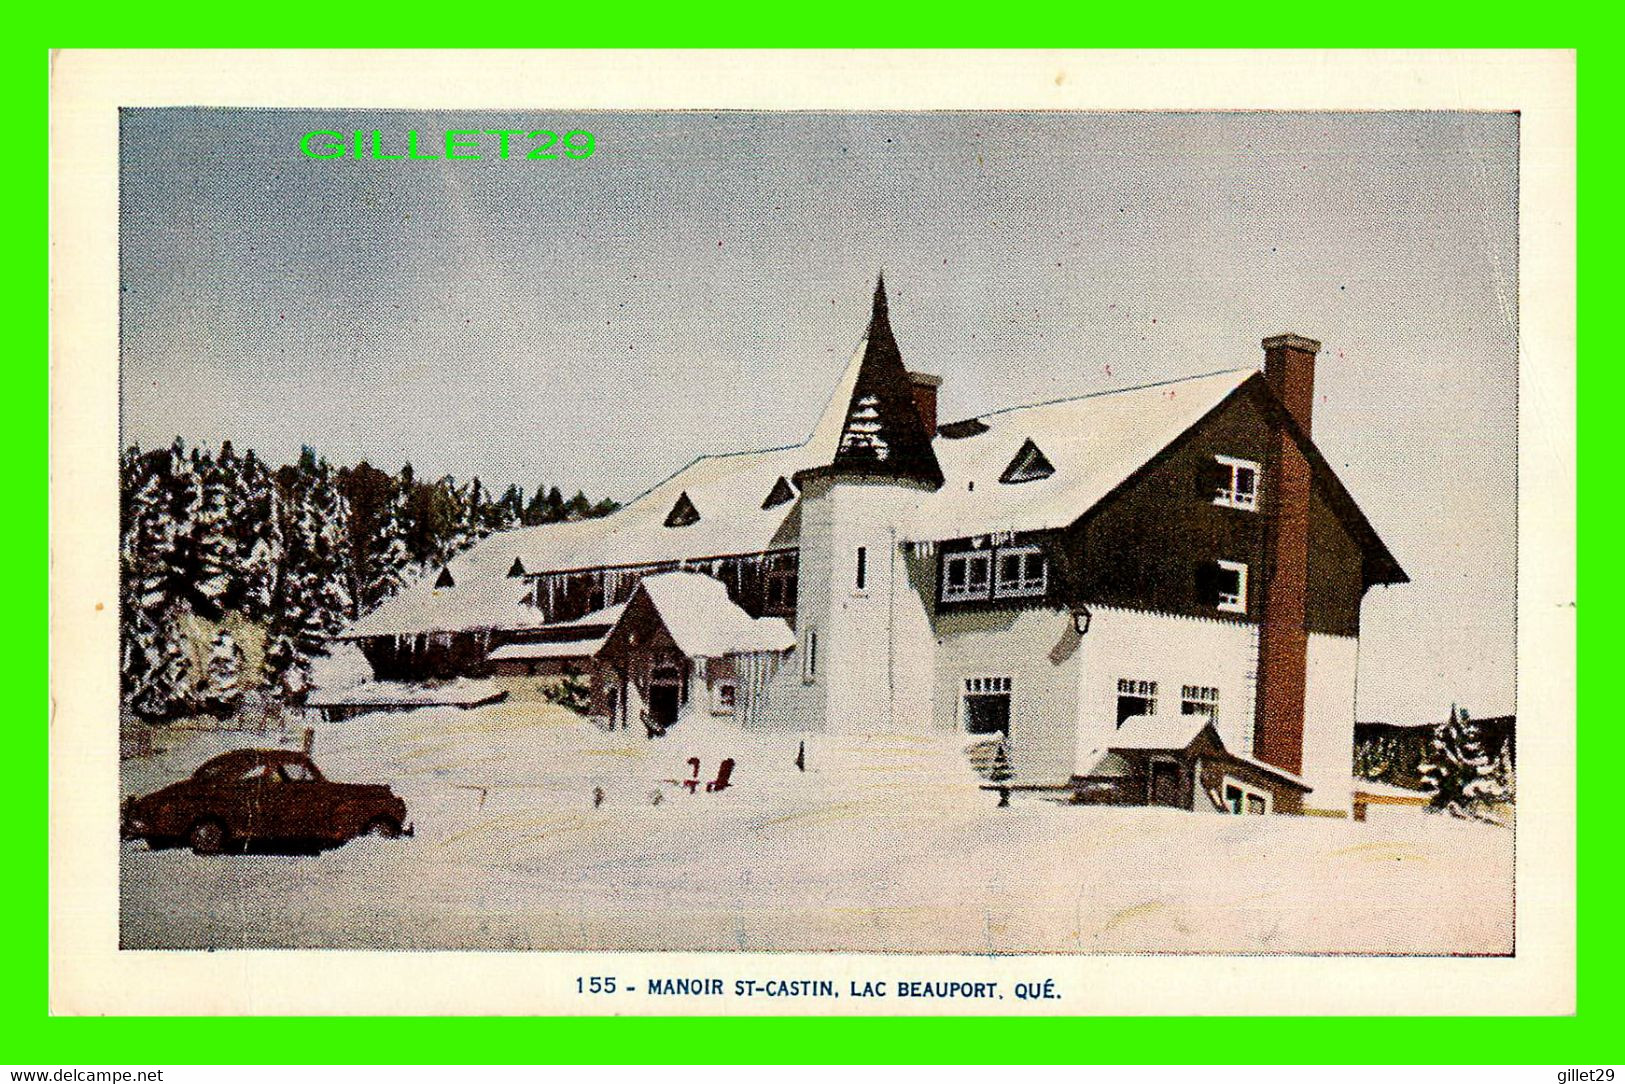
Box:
120, 109, 1519, 722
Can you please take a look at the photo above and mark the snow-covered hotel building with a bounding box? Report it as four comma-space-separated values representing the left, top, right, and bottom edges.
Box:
339, 279, 1406, 816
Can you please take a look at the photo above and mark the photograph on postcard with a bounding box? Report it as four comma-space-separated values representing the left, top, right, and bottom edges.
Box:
113, 107, 1517, 956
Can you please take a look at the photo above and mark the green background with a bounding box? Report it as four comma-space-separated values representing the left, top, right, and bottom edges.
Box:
19, 27, 1593, 1066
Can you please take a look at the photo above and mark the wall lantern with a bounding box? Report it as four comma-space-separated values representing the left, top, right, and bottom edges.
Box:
1072, 606, 1093, 635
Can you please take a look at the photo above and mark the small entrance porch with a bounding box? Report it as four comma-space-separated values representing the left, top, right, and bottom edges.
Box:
1070, 716, 1311, 814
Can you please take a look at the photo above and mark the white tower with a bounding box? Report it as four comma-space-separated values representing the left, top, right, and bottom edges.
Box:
792, 276, 943, 733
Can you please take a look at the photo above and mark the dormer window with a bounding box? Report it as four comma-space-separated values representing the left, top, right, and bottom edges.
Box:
941, 551, 992, 602
1000, 438, 1055, 484
434, 566, 455, 589
1212, 455, 1260, 511
664, 491, 701, 528
507, 557, 527, 578
762, 476, 796, 510
941, 542, 1047, 603
995, 545, 1047, 597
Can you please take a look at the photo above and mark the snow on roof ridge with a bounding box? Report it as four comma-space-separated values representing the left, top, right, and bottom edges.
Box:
945, 366, 1257, 428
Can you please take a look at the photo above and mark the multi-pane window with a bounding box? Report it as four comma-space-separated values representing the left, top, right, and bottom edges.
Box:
942, 544, 1046, 603
1181, 685, 1219, 719
1212, 455, 1261, 511
1116, 678, 1158, 726
1223, 780, 1271, 815
995, 545, 1047, 598
942, 551, 993, 601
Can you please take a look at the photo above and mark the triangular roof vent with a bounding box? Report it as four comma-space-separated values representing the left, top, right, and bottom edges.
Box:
1000, 438, 1056, 484
664, 491, 701, 527
507, 557, 527, 577
762, 476, 797, 510
434, 566, 455, 588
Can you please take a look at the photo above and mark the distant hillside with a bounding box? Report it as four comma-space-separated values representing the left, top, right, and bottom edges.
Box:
1354, 715, 1515, 791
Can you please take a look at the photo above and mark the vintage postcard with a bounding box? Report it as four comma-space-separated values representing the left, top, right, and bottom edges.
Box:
49, 50, 1576, 1015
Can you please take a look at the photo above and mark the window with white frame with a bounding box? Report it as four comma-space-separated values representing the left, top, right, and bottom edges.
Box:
962, 676, 1012, 735
1214, 560, 1248, 613
1116, 678, 1158, 726
1181, 685, 1219, 719
941, 550, 993, 601
942, 544, 1047, 603
1212, 455, 1261, 511
1223, 778, 1271, 815
995, 545, 1047, 598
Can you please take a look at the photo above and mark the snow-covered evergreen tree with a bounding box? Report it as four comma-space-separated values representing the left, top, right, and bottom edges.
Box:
364, 479, 413, 605
132, 605, 197, 721
200, 628, 246, 718
192, 448, 236, 616
1493, 734, 1516, 805
235, 449, 281, 623
262, 627, 310, 705
122, 464, 180, 717
162, 439, 204, 606
1419, 705, 1505, 819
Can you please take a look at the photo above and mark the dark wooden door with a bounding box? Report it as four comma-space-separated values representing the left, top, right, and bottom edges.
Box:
649, 684, 680, 728
1150, 761, 1184, 808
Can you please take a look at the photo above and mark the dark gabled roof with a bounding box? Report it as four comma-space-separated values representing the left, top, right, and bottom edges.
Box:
797, 275, 944, 490
1061, 372, 1406, 589
1242, 374, 1408, 588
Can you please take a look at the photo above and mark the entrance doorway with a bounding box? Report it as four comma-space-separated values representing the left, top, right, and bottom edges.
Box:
649, 663, 684, 730
649, 685, 680, 729
1149, 759, 1184, 808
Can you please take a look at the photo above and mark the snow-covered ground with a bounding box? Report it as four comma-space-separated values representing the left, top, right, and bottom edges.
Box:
120, 701, 1513, 954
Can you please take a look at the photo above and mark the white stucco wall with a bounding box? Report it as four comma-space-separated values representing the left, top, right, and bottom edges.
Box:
1071, 606, 1259, 775
1301, 632, 1360, 813
793, 476, 936, 734
932, 607, 1085, 785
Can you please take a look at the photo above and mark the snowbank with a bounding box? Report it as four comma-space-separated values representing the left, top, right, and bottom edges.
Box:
120, 701, 1514, 954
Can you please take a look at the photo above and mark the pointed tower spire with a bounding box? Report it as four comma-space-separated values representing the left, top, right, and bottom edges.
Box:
798, 274, 943, 490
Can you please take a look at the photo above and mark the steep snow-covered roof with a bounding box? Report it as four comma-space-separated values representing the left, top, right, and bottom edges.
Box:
339, 365, 1259, 638
631, 572, 796, 657
906, 368, 1257, 542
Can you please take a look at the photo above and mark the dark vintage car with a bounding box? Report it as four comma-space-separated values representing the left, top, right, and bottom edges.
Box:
122, 749, 412, 854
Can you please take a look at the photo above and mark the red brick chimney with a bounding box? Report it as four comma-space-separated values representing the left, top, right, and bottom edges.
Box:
907, 371, 941, 437
1253, 333, 1320, 775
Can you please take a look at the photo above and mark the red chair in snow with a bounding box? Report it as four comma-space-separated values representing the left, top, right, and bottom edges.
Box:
705, 758, 735, 793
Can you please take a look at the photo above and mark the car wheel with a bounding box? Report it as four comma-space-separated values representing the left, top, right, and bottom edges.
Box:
362, 817, 401, 839
188, 819, 228, 856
